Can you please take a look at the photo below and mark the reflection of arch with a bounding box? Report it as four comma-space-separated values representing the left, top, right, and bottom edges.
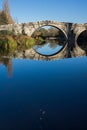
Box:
33, 42, 67, 57
14, 47, 68, 60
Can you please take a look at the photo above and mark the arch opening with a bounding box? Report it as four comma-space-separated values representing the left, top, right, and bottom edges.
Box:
77, 30, 87, 51
32, 25, 67, 56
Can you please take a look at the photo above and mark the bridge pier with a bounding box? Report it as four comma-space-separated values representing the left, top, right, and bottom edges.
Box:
65, 23, 75, 57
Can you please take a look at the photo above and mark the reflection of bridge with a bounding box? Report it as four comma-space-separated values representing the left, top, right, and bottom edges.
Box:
0, 46, 86, 78
0, 45, 86, 78
13, 47, 86, 60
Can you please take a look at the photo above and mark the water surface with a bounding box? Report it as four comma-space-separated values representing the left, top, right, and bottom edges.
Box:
0, 35, 87, 129
0, 56, 87, 130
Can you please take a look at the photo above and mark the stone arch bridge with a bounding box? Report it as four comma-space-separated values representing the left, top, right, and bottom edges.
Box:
0, 20, 87, 39
0, 20, 87, 58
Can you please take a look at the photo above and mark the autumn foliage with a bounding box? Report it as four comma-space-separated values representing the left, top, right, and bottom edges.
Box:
0, 0, 14, 25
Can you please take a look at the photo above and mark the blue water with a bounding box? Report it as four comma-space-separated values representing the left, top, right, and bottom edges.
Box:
34, 42, 63, 55
0, 56, 87, 130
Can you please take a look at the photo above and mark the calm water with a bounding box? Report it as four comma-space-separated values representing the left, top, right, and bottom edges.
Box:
0, 39, 87, 130
33, 39, 65, 56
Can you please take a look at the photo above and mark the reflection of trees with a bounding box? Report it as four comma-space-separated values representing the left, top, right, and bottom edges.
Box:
32, 26, 66, 41
46, 39, 65, 45
37, 39, 65, 47
46, 39, 63, 49
0, 58, 12, 77
34, 39, 65, 50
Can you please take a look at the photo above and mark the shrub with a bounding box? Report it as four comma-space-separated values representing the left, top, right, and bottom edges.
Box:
0, 35, 17, 54
0, 30, 15, 36
14, 35, 35, 49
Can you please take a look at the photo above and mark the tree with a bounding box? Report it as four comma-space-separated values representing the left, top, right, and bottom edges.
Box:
0, 0, 14, 25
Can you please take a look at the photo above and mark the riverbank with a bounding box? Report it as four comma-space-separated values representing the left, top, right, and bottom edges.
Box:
0, 34, 35, 56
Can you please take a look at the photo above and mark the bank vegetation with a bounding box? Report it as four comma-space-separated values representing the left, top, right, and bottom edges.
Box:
0, 0, 35, 56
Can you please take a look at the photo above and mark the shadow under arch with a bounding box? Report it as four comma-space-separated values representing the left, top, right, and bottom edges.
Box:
76, 29, 87, 52
32, 25, 68, 57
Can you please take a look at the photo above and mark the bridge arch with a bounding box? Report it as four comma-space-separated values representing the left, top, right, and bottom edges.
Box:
31, 21, 68, 57
30, 21, 68, 40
